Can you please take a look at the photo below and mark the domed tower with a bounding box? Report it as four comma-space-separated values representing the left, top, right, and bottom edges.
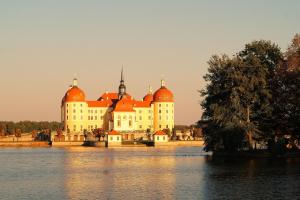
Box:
61, 78, 87, 133
153, 79, 174, 132
143, 86, 154, 102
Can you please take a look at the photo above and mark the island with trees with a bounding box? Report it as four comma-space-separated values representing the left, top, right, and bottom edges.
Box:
200, 34, 300, 157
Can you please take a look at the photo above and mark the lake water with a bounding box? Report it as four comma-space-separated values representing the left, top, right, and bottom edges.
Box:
0, 147, 299, 200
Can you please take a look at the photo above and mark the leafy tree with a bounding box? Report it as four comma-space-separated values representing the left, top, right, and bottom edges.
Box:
272, 34, 300, 139
201, 40, 283, 152
0, 121, 63, 135
239, 40, 283, 144
201, 55, 249, 152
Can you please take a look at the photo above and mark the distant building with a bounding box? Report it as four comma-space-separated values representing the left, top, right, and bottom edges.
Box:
106, 130, 122, 147
154, 130, 169, 145
61, 70, 174, 135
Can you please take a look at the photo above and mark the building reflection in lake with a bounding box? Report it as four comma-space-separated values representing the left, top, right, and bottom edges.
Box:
63, 147, 180, 199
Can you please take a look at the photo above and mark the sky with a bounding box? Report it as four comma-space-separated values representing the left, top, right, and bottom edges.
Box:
0, 0, 299, 125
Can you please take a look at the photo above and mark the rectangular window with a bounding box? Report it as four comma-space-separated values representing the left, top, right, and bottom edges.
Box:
159, 110, 161, 113
117, 120, 121, 127
139, 116, 142, 120
88, 116, 90, 120
95, 116, 97, 120
129, 120, 132, 127
139, 110, 142, 114
139, 125, 142, 129
80, 125, 83, 131
73, 125, 76, 131
91, 116, 93, 120
110, 136, 113, 141
73, 115, 76, 120
73, 109, 76, 113
117, 136, 119, 141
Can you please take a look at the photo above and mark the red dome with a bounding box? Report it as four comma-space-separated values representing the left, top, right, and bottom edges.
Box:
64, 86, 85, 102
143, 94, 153, 102
153, 86, 174, 102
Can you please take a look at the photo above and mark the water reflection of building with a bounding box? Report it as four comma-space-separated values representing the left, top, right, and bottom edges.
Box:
63, 148, 177, 199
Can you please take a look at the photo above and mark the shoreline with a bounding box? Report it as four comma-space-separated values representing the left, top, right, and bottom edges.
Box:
0, 140, 204, 148
212, 150, 300, 158
0, 141, 50, 147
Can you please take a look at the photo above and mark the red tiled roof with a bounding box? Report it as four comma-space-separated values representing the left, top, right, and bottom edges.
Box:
133, 100, 151, 107
108, 130, 120, 135
87, 100, 113, 107
98, 92, 119, 101
113, 98, 135, 112
98, 92, 132, 101
154, 130, 167, 135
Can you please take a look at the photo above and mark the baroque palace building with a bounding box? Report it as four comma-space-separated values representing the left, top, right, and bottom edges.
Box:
61, 70, 174, 134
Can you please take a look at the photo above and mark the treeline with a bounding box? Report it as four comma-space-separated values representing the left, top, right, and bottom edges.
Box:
200, 34, 300, 152
0, 121, 63, 136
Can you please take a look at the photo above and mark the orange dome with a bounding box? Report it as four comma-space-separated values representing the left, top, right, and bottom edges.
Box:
143, 94, 153, 102
153, 86, 174, 102
65, 86, 85, 102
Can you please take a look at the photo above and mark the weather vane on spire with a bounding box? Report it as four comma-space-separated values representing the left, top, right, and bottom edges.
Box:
161, 74, 166, 87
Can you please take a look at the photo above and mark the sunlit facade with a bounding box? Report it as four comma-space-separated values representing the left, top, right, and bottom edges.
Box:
61, 70, 174, 134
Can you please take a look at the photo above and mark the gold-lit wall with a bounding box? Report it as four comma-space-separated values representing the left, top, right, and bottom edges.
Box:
153, 102, 174, 132
62, 101, 174, 133
133, 105, 154, 131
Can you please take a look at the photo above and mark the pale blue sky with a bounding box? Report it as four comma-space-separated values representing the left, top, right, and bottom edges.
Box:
0, 0, 299, 124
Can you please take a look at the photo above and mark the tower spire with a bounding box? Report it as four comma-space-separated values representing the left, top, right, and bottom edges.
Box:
118, 67, 126, 99
121, 67, 124, 83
